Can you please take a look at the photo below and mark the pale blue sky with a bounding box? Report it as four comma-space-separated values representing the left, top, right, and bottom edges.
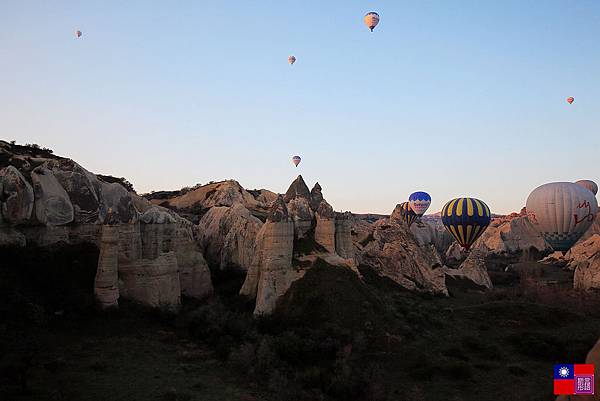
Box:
1, 1, 599, 214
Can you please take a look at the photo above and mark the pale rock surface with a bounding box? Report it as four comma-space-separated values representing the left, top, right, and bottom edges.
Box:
444, 249, 493, 289
94, 224, 120, 309
360, 221, 448, 295
0, 141, 213, 309
46, 159, 101, 224
287, 197, 313, 239
309, 182, 324, 211
314, 200, 336, 253
475, 214, 549, 254
151, 180, 273, 216
240, 196, 296, 315
561, 234, 600, 269
31, 166, 74, 226
335, 212, 354, 260
97, 180, 137, 224
119, 252, 181, 308
0, 165, 34, 224
197, 204, 263, 271
573, 253, 600, 291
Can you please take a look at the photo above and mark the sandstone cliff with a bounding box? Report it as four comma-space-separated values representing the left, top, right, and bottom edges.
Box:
239, 177, 357, 315
358, 217, 448, 295
0, 141, 213, 310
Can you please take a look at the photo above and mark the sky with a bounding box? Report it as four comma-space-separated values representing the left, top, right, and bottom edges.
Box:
1, 1, 600, 214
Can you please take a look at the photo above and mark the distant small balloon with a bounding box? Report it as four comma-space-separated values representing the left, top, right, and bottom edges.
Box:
364, 12, 380, 32
288, 56, 296, 65
567, 96, 574, 104
75, 30, 82, 38
292, 155, 301, 167
576, 180, 598, 196
409, 191, 432, 217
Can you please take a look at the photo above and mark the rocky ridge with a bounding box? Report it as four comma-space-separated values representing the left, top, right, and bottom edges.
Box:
0, 140, 213, 309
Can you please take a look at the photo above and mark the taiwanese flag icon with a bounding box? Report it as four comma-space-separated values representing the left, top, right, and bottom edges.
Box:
554, 364, 595, 395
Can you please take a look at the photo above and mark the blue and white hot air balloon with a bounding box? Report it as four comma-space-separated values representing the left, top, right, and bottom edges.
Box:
409, 191, 432, 216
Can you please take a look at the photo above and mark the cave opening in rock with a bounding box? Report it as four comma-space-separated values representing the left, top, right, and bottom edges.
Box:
0, 243, 99, 317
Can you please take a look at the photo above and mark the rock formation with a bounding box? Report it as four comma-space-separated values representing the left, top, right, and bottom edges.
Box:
314, 200, 336, 253
147, 179, 277, 223
335, 212, 353, 259
285, 176, 313, 238
240, 196, 297, 315
0, 165, 34, 224
239, 177, 358, 315
94, 223, 120, 309
196, 204, 263, 271
0, 140, 212, 310
358, 217, 448, 295
444, 249, 493, 290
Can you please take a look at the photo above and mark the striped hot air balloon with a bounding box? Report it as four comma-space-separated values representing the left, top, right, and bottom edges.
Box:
441, 197, 491, 251
291, 155, 301, 167
526, 182, 598, 252
399, 201, 417, 227
575, 180, 598, 196
409, 191, 432, 216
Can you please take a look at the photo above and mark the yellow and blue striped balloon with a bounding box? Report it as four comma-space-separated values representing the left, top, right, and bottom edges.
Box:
441, 197, 491, 250
400, 201, 417, 227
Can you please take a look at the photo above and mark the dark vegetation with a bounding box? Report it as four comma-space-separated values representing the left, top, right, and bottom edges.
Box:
96, 175, 136, 193
2, 246, 600, 401
0, 141, 61, 171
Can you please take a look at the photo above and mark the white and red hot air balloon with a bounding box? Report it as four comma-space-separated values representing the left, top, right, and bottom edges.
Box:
526, 182, 598, 253
567, 96, 574, 104
576, 180, 599, 195
288, 55, 296, 65
292, 155, 301, 167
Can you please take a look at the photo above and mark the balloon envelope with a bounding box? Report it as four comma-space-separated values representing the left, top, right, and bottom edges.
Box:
526, 182, 598, 252
567, 97, 574, 104
288, 56, 296, 65
399, 202, 417, 227
409, 191, 432, 216
75, 30, 82, 38
576, 180, 598, 196
441, 198, 491, 250
292, 156, 301, 167
364, 12, 380, 31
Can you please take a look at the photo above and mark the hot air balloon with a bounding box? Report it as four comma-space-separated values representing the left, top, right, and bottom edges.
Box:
441, 198, 491, 251
398, 202, 417, 227
288, 56, 296, 65
526, 182, 598, 253
292, 155, 301, 167
409, 191, 432, 216
567, 97, 574, 104
364, 12, 380, 32
75, 30, 82, 38
576, 180, 598, 196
